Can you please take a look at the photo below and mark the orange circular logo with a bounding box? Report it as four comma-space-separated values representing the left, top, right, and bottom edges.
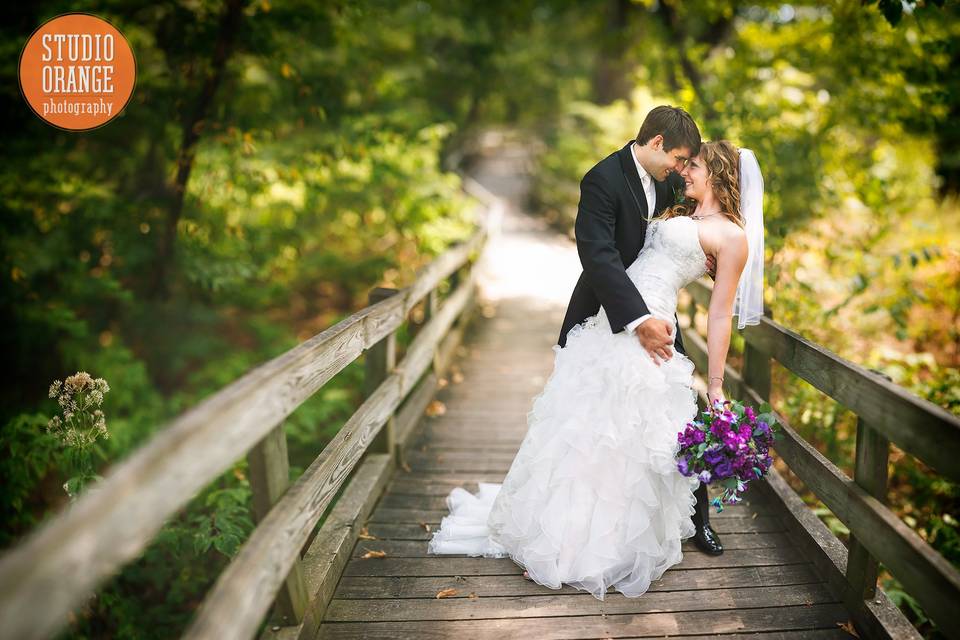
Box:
18, 13, 136, 131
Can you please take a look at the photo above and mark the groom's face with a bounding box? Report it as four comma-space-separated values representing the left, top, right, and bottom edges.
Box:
650, 136, 692, 181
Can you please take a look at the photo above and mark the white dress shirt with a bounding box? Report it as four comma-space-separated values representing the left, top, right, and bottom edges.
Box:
624, 142, 657, 335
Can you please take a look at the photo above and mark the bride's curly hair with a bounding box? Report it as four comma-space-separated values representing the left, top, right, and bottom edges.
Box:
661, 140, 744, 228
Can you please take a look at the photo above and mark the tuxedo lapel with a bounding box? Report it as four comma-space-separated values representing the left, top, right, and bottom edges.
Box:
617, 141, 649, 221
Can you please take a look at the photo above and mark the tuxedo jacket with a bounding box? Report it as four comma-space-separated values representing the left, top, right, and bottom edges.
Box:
557, 140, 688, 354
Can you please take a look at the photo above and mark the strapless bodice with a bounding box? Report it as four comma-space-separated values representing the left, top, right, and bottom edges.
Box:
625, 216, 707, 321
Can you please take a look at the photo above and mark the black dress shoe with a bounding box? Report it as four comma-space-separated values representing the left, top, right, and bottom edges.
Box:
691, 522, 724, 555
690, 483, 724, 555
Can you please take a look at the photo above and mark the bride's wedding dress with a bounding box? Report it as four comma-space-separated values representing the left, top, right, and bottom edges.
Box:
426, 215, 709, 601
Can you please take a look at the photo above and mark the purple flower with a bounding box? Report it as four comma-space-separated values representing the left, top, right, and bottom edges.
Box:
710, 420, 730, 438
704, 446, 725, 465
714, 459, 734, 479
677, 398, 779, 512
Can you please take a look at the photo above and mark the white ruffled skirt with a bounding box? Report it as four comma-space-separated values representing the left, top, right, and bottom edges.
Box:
426, 310, 702, 601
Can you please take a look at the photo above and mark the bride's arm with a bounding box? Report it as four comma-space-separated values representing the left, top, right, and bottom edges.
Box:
706, 229, 749, 404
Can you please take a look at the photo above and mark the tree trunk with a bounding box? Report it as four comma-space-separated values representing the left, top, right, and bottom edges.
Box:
150, 0, 247, 299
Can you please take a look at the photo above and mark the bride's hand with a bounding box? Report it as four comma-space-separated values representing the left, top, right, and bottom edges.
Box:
707, 382, 725, 406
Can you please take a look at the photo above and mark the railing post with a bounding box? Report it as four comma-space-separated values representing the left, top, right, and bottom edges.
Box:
846, 371, 892, 600
246, 423, 309, 625
741, 305, 773, 400
424, 287, 441, 372
366, 287, 399, 458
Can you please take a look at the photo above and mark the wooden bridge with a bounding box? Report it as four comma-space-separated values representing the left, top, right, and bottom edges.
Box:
0, 148, 958, 639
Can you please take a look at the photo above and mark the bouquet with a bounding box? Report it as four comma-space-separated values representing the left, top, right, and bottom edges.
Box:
676, 399, 780, 512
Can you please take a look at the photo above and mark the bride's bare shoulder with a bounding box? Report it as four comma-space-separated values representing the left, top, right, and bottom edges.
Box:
713, 218, 747, 263
719, 217, 747, 242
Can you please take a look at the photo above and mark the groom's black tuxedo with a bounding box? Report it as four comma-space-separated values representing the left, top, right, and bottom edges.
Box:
557, 140, 688, 354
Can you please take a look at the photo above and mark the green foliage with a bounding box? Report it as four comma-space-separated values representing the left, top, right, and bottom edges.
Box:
0, 414, 60, 545
186, 483, 254, 558
64, 465, 254, 640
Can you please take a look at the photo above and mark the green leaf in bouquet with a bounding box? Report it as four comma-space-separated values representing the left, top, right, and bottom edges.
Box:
759, 402, 773, 414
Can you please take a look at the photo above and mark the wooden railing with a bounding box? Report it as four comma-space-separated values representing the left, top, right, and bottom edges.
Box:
0, 180, 499, 640
681, 278, 960, 640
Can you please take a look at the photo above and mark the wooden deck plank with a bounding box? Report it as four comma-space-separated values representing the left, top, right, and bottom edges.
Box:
341, 547, 808, 577
325, 583, 837, 622
318, 603, 850, 639
331, 564, 823, 599
350, 532, 794, 558
367, 501, 769, 523
361, 515, 787, 541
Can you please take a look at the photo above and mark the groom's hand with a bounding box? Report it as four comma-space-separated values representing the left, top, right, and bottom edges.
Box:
635, 318, 674, 365
705, 254, 717, 280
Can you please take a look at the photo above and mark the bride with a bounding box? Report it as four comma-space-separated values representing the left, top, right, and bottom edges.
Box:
426, 140, 765, 601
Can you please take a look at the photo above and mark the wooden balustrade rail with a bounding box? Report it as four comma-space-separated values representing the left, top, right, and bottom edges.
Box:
0, 186, 496, 640
681, 278, 960, 640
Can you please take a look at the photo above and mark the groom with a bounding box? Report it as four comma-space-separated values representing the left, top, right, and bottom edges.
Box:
557, 105, 724, 555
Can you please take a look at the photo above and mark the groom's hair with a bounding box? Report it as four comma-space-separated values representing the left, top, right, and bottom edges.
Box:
636, 106, 701, 155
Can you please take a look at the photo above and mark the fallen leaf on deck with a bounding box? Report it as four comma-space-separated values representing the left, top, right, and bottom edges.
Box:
837, 620, 859, 637
467, 592, 479, 598
401, 461, 412, 472
426, 400, 447, 417
357, 527, 377, 540
361, 549, 387, 559
419, 521, 431, 533
436, 588, 458, 598
452, 371, 464, 384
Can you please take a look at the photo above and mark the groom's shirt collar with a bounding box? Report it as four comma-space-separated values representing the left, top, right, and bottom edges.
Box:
630, 141, 656, 218
630, 141, 651, 183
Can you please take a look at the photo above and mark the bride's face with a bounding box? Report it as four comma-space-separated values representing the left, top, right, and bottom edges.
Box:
680, 154, 710, 201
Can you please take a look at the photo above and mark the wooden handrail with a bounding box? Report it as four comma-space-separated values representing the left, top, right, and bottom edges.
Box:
682, 277, 960, 639
183, 266, 480, 638
685, 279, 960, 482
0, 199, 490, 640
